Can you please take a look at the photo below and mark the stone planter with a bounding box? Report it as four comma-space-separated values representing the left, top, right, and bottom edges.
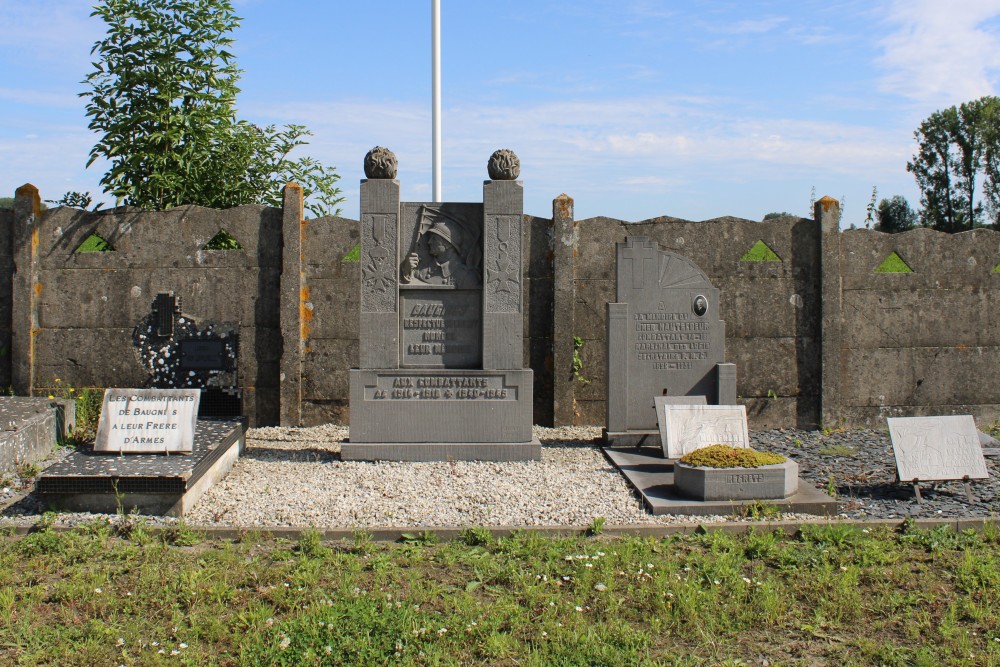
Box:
674, 459, 798, 501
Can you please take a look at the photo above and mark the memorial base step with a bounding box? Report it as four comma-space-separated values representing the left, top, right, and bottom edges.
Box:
36, 418, 244, 517
603, 429, 662, 449
603, 446, 838, 516
341, 440, 541, 462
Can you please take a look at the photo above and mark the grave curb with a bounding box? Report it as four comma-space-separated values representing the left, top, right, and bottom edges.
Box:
1, 517, 995, 541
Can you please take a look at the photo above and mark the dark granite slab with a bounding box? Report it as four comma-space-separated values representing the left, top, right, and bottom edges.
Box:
37, 418, 244, 495
604, 446, 839, 517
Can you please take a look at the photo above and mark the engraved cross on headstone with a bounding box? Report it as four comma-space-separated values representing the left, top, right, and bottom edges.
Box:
621, 238, 656, 289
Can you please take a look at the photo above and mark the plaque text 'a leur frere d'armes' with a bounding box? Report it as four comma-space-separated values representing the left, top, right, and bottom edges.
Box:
95, 388, 201, 454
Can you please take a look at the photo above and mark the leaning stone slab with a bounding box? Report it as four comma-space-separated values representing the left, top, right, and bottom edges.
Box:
674, 459, 799, 501
659, 404, 749, 460
95, 388, 200, 454
0, 397, 75, 475
887, 415, 989, 482
37, 419, 244, 517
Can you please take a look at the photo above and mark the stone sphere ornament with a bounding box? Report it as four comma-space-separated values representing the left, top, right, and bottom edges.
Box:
487, 149, 520, 180
364, 146, 398, 179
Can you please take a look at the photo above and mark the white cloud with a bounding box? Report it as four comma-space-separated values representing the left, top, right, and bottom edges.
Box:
879, 0, 1000, 104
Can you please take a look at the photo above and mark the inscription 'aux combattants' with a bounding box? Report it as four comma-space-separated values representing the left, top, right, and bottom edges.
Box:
369, 376, 509, 400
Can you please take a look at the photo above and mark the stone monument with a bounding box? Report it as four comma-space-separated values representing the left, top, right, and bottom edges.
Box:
605, 236, 736, 447
344, 148, 539, 461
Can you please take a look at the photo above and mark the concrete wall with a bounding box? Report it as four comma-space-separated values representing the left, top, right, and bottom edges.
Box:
9, 185, 282, 426
551, 202, 821, 430
0, 207, 12, 392
6, 185, 999, 430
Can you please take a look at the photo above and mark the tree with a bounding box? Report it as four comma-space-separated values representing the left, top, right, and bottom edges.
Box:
875, 195, 918, 233
762, 211, 795, 220
907, 96, 1000, 232
83, 0, 342, 217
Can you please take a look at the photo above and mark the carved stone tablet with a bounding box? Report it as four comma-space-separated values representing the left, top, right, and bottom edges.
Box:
399, 289, 482, 368
887, 416, 989, 482
95, 388, 201, 454
654, 395, 707, 449
658, 404, 749, 459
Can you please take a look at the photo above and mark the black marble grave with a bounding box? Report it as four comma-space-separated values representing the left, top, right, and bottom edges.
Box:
36, 418, 245, 517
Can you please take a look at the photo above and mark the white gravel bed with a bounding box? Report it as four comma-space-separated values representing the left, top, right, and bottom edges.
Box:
0, 425, 825, 530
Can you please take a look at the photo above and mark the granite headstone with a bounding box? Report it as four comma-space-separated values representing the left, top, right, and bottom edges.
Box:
605, 236, 736, 447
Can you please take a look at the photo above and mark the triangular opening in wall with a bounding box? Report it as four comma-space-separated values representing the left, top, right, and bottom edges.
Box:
202, 229, 243, 250
74, 232, 114, 253
342, 243, 361, 263
740, 240, 781, 262
875, 251, 913, 273
993, 260, 1000, 273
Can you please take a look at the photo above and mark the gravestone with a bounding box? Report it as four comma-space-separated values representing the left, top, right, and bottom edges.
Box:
658, 404, 749, 459
345, 148, 539, 461
605, 236, 736, 447
95, 388, 201, 454
887, 416, 989, 482
133, 292, 241, 417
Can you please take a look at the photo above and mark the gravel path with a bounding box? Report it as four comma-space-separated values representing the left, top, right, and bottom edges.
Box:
2, 425, 998, 530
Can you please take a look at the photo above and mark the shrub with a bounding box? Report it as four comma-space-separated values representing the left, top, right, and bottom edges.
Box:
679, 444, 786, 469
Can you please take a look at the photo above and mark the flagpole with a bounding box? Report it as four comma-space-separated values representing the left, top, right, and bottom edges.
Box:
432, 0, 442, 203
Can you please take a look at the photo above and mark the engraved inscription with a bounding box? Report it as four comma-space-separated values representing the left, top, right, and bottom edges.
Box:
888, 416, 989, 482
726, 473, 765, 484
632, 310, 711, 370
365, 375, 515, 401
400, 290, 482, 367
361, 213, 398, 312
485, 214, 521, 313
661, 405, 749, 459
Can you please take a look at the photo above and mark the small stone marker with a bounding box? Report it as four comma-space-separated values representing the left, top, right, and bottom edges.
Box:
887, 416, 989, 483
658, 404, 749, 459
95, 388, 200, 454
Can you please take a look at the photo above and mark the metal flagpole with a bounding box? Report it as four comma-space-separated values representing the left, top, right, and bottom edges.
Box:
432, 0, 442, 203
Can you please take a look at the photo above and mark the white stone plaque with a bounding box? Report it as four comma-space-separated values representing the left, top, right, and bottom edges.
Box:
95, 388, 200, 454
887, 416, 989, 482
658, 404, 749, 459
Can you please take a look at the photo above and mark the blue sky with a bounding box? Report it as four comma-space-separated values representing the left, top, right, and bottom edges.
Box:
4, 1, 1000, 224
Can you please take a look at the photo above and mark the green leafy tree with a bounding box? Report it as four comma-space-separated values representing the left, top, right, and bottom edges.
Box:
83, 0, 342, 217
875, 195, 918, 233
907, 96, 1000, 232
762, 211, 795, 220
0, 198, 14, 210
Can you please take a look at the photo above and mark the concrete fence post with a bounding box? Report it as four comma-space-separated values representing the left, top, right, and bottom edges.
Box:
279, 182, 304, 426
11, 184, 41, 397
816, 196, 842, 428
551, 193, 577, 425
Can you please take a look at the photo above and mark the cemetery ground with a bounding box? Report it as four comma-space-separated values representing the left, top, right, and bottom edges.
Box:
2, 522, 1000, 665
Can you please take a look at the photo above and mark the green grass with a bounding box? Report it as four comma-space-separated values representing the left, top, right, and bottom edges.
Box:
816, 444, 858, 457
875, 251, 913, 273
74, 233, 113, 253
203, 229, 243, 250
740, 240, 781, 262
341, 243, 361, 263
2, 524, 1000, 665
